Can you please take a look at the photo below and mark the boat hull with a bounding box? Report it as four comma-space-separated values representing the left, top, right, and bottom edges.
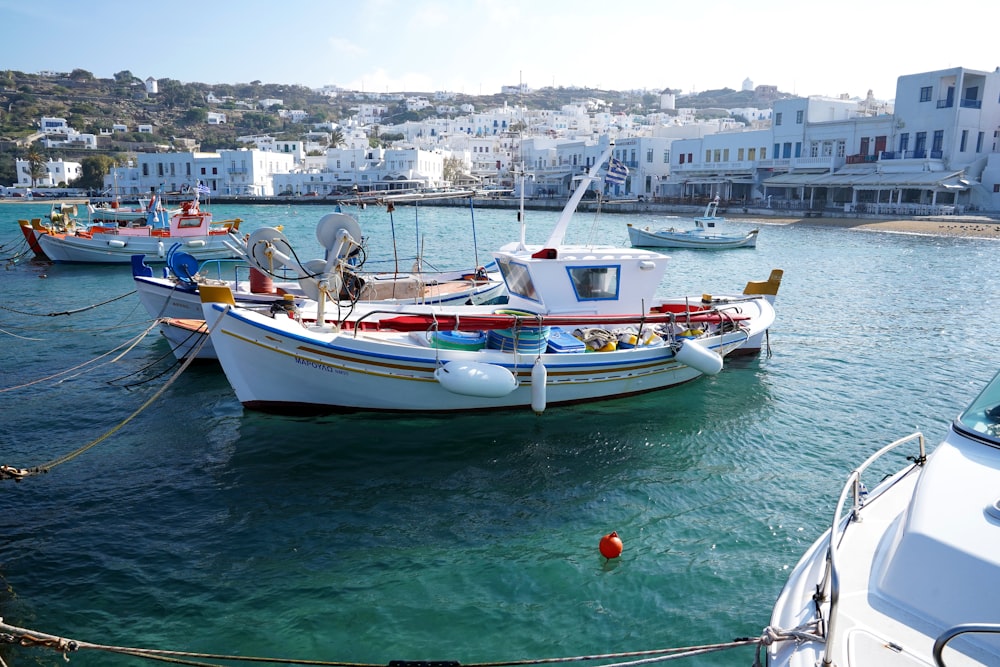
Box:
627, 225, 758, 249
159, 318, 214, 360
36, 231, 240, 263
18, 219, 49, 259
202, 297, 773, 414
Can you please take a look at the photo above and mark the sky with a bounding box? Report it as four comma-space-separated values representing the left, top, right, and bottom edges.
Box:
2, 0, 998, 102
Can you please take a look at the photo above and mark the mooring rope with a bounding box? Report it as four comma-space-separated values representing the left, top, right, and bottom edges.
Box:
0, 325, 44, 341
0, 310, 223, 482
0, 289, 137, 316
0, 618, 769, 667
0, 320, 160, 393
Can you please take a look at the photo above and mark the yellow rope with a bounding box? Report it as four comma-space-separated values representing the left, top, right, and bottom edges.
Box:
0, 320, 160, 393
1, 311, 222, 482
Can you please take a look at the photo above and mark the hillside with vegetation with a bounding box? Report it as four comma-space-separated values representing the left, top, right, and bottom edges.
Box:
0, 68, 792, 189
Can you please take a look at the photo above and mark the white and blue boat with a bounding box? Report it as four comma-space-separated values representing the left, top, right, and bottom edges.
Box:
627, 197, 758, 249
765, 371, 1000, 666
200, 141, 780, 414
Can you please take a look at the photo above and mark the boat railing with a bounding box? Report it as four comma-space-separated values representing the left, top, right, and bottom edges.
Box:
196, 258, 298, 288
933, 623, 1000, 666
822, 431, 926, 667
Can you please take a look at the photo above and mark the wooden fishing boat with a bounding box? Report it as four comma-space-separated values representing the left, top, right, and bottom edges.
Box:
21, 194, 243, 264
200, 141, 781, 414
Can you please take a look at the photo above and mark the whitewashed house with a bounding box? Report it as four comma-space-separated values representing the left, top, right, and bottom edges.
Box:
15, 158, 82, 187
40, 117, 70, 133
104, 149, 294, 196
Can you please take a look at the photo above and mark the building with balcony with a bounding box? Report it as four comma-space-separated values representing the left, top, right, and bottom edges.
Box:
103, 149, 294, 196
665, 66, 1000, 213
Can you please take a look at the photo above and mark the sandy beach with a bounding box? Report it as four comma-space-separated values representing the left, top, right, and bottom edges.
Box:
732, 214, 1000, 240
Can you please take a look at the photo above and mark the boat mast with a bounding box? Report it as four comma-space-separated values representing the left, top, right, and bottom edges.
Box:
542, 141, 615, 249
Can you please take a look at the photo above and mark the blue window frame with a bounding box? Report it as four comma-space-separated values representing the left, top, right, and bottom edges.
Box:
567, 265, 620, 301
497, 259, 539, 302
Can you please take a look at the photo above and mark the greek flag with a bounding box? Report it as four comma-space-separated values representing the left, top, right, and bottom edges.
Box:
196, 182, 211, 195
606, 158, 628, 185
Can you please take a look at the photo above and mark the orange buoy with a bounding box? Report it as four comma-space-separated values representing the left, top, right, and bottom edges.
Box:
599, 531, 623, 559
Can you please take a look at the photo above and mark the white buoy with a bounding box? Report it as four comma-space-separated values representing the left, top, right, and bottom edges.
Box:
435, 361, 516, 398
157, 240, 165, 258
531, 358, 548, 414
185, 239, 207, 247
674, 339, 723, 375
107, 239, 126, 248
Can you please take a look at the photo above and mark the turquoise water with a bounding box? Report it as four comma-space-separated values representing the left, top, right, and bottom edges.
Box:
2, 201, 999, 666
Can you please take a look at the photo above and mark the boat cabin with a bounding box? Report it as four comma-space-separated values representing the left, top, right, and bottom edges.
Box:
493, 243, 668, 316
117, 200, 217, 237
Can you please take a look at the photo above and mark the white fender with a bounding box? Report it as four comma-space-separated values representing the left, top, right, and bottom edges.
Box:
674, 339, 723, 375
108, 239, 127, 248
531, 358, 547, 414
157, 240, 165, 258
435, 361, 516, 398
185, 239, 207, 247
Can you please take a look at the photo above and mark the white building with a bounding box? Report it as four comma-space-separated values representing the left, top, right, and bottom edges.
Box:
104, 149, 294, 196
273, 146, 446, 196
15, 158, 82, 187
663, 65, 1000, 212
283, 109, 309, 123
40, 117, 70, 134
206, 112, 227, 124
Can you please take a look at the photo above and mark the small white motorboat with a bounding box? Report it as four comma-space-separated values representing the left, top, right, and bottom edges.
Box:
627, 197, 758, 249
764, 371, 1000, 666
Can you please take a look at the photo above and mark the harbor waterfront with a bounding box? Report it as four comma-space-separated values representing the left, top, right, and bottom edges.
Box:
2, 200, 1000, 665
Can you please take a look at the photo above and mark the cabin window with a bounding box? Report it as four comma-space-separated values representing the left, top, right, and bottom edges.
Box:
178, 217, 203, 228
956, 370, 1000, 442
567, 265, 620, 300
498, 259, 538, 302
